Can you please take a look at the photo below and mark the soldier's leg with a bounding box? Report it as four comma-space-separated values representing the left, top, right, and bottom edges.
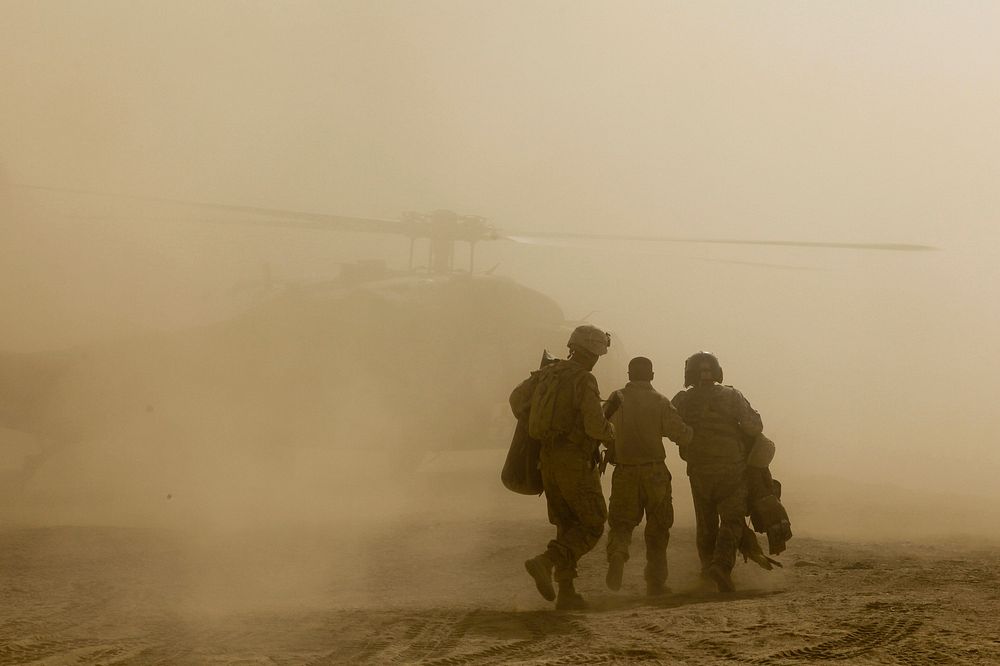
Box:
606, 465, 641, 590
642, 463, 673, 590
551, 460, 607, 583
607, 465, 642, 563
524, 458, 567, 601
711, 473, 749, 573
556, 471, 608, 581
541, 473, 578, 580
547, 459, 606, 610
689, 476, 719, 571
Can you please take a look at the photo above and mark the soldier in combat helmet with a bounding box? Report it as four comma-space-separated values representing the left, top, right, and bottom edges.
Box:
603, 356, 693, 596
672, 352, 763, 593
509, 324, 615, 610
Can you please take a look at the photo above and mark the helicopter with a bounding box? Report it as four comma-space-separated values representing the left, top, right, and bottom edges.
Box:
0, 185, 936, 485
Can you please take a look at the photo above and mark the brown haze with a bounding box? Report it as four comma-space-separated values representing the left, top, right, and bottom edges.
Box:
1, 3, 999, 662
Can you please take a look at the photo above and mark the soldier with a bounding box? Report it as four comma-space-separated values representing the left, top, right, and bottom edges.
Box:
509, 324, 615, 610
672, 352, 762, 593
603, 357, 693, 596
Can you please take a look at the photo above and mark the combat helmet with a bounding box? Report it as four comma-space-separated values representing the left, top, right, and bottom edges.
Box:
567, 324, 611, 357
684, 351, 722, 387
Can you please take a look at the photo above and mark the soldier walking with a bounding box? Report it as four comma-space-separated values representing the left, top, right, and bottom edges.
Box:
672, 352, 763, 593
509, 325, 615, 610
603, 357, 693, 596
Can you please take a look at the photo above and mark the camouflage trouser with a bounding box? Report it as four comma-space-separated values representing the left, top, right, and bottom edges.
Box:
606, 461, 673, 585
540, 441, 607, 582
689, 472, 748, 573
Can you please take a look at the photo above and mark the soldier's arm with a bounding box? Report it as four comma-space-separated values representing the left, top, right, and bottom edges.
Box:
661, 398, 693, 447
602, 390, 622, 459
670, 390, 692, 461
578, 373, 615, 443
508, 373, 536, 421
603, 390, 622, 419
731, 388, 763, 437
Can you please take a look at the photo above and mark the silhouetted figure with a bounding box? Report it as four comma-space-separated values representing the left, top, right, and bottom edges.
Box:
509, 325, 614, 610
672, 352, 762, 593
603, 356, 692, 596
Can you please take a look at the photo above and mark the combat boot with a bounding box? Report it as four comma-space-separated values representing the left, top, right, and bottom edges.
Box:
605, 555, 625, 591
524, 555, 556, 601
646, 580, 671, 597
555, 580, 588, 611
706, 563, 735, 593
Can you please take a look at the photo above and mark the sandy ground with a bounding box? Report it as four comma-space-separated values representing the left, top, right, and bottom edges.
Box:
1, 447, 998, 664
1, 515, 998, 665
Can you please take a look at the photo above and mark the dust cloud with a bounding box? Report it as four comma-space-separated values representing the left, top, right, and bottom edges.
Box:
2, 2, 1000, 639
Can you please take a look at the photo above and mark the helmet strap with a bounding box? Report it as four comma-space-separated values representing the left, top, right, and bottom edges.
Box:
568, 345, 598, 370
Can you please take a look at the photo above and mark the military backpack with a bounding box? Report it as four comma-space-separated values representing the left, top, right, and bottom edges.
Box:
527, 360, 583, 441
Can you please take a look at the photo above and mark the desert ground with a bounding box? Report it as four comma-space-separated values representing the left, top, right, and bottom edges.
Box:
1, 451, 998, 665
1, 521, 998, 665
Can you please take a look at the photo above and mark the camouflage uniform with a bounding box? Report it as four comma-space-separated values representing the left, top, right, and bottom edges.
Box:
510, 358, 614, 583
672, 384, 762, 575
605, 381, 692, 588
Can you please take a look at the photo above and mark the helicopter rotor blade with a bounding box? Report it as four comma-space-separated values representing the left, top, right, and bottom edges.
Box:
16, 184, 415, 237
16, 184, 937, 251
501, 235, 822, 271
54, 212, 400, 234
503, 231, 937, 252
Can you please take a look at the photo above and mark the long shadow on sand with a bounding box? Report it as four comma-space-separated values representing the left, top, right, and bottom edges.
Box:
586, 587, 786, 614
454, 588, 786, 641
398, 591, 786, 666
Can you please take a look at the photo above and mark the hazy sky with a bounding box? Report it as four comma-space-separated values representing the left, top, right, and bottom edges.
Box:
2, 2, 999, 501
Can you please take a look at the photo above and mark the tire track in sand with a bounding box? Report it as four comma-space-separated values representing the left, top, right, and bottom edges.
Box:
378, 610, 473, 663
418, 611, 572, 665
752, 612, 923, 664
389, 608, 600, 665
0, 637, 100, 665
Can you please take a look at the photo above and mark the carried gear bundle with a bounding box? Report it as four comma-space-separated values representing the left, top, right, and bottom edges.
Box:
501, 419, 544, 495
501, 351, 557, 495
745, 433, 793, 555
739, 524, 782, 570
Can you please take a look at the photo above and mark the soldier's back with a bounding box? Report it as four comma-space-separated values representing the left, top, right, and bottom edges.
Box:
673, 385, 747, 474
528, 360, 587, 440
